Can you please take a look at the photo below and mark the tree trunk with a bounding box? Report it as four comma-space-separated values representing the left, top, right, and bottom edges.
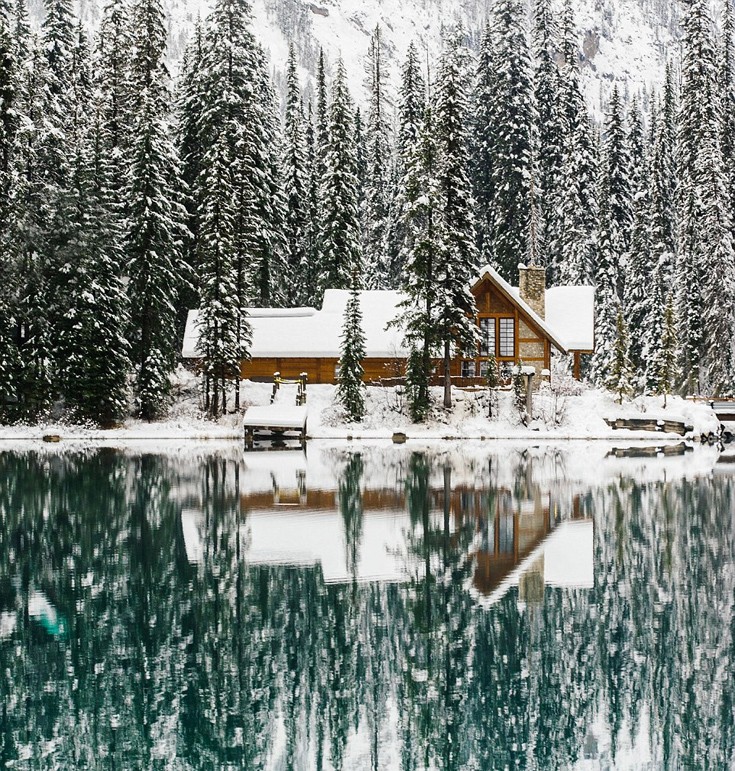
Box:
443, 339, 452, 409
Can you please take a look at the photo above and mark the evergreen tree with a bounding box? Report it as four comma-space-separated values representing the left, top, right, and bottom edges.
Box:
472, 22, 496, 264
607, 307, 634, 403
652, 296, 678, 406
487, 0, 535, 283
362, 25, 391, 287
302, 101, 319, 304
10, 43, 53, 417
176, 20, 205, 321
394, 105, 441, 422
337, 274, 366, 422
197, 131, 246, 416
126, 0, 187, 419
282, 44, 307, 304
556, 0, 598, 285
624, 98, 652, 382
598, 86, 632, 299
244, 55, 286, 307
532, 0, 563, 275
318, 58, 361, 296
677, 0, 733, 394
434, 34, 479, 408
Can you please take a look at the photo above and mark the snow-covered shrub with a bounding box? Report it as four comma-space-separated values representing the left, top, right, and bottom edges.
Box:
535, 375, 585, 427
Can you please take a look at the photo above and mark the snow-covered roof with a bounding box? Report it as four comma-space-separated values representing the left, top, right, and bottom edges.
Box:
546, 286, 596, 352
182, 272, 595, 359
475, 264, 594, 354
182, 290, 408, 359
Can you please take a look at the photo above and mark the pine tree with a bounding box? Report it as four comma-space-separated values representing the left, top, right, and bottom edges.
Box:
244, 54, 286, 307
434, 34, 479, 409
362, 25, 391, 287
318, 58, 361, 296
302, 101, 319, 304
532, 0, 563, 276
337, 274, 366, 422
652, 296, 678, 406
607, 307, 634, 403
53, 27, 131, 425
624, 98, 652, 383
394, 104, 441, 422
197, 131, 246, 416
487, 0, 535, 283
677, 0, 733, 394
472, 23, 496, 264
387, 42, 425, 285
126, 0, 187, 419
282, 44, 307, 304
10, 43, 53, 417
556, 1, 598, 285
598, 86, 632, 300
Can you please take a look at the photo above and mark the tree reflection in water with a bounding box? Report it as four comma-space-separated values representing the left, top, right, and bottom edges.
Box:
0, 443, 733, 769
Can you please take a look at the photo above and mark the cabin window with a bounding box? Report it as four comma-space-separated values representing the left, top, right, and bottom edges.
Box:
461, 360, 476, 377
479, 317, 496, 357
499, 318, 515, 357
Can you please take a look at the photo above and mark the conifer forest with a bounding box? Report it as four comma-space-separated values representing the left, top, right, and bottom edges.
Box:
0, 0, 734, 425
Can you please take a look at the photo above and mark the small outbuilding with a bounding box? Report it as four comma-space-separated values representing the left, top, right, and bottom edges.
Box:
181, 264, 595, 384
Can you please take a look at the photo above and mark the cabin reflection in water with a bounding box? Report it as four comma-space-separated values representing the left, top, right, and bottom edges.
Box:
181, 449, 593, 603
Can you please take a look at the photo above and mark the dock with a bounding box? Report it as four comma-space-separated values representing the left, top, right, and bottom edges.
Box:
603, 417, 694, 436
243, 405, 308, 447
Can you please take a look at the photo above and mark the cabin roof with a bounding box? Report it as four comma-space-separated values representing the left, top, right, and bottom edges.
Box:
181, 271, 595, 359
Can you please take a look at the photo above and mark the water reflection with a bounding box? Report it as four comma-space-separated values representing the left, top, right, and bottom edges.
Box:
0, 442, 733, 769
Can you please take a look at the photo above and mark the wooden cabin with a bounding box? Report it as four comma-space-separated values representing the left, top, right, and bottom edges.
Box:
181, 265, 595, 384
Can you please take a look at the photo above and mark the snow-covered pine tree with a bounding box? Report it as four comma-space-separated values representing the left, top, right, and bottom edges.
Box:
487, 0, 535, 283
435, 33, 479, 409
315, 48, 328, 181
557, 112, 598, 285
302, 102, 319, 304
0, 7, 15, 232
597, 85, 632, 301
607, 306, 634, 403
624, 98, 652, 383
197, 130, 246, 416
337, 272, 366, 422
175, 21, 205, 323
654, 295, 678, 406
282, 44, 307, 304
556, 0, 598, 285
532, 0, 563, 277
0, 7, 19, 418
95, 0, 133, 224
472, 23, 496, 265
9, 41, 53, 417
677, 0, 731, 394
720, 0, 735, 235
317, 58, 361, 296
385, 42, 425, 285
697, 79, 735, 394
243, 51, 286, 307
393, 103, 440, 423
362, 25, 391, 288
126, 0, 187, 419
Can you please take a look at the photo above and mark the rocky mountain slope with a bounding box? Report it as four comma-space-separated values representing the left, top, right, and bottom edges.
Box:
31, 0, 692, 109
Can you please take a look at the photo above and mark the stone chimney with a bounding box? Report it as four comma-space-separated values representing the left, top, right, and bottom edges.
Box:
518, 263, 546, 319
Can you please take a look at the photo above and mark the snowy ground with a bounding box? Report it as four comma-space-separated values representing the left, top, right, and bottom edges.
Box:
0, 367, 721, 442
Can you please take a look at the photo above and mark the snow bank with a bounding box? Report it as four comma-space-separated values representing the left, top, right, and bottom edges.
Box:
0, 366, 721, 443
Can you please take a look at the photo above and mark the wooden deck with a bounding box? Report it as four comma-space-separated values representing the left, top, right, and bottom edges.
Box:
243, 405, 308, 447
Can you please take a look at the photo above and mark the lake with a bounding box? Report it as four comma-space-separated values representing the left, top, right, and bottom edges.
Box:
0, 441, 733, 769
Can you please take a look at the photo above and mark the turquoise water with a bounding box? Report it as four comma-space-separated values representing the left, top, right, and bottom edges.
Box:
0, 442, 733, 769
